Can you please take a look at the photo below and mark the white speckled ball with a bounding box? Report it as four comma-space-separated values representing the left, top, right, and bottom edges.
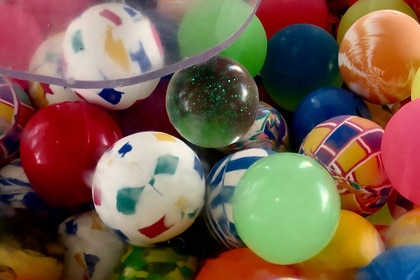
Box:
58, 210, 126, 280
92, 131, 205, 247
62, 3, 164, 110
28, 32, 82, 108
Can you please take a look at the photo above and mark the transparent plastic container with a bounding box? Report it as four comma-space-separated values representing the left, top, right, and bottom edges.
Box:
0, 0, 260, 88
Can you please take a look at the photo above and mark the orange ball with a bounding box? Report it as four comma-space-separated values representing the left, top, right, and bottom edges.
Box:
385, 207, 420, 247
339, 10, 420, 104
195, 248, 299, 280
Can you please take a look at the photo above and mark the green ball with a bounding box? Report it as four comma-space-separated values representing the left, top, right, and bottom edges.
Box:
177, 0, 267, 77
232, 152, 341, 265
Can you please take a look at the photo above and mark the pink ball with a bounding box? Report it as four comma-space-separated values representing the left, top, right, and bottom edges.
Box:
10, 0, 93, 35
0, 3, 43, 71
382, 99, 420, 205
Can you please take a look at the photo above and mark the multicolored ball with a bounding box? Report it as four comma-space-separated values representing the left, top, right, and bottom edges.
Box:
338, 9, 420, 104
62, 3, 164, 110
92, 131, 205, 247
0, 78, 35, 167
111, 245, 197, 280
219, 101, 289, 153
299, 115, 391, 215
205, 148, 276, 249
28, 32, 81, 109
58, 210, 126, 280
0, 158, 49, 213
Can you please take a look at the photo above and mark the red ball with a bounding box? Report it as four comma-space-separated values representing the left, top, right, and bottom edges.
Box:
256, 0, 330, 39
20, 101, 122, 208
117, 76, 181, 138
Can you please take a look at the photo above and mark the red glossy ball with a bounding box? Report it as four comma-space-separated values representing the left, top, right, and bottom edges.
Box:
256, 0, 329, 39
20, 101, 122, 208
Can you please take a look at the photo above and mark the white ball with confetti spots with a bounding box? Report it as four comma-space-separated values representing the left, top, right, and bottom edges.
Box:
28, 32, 82, 109
92, 131, 205, 247
58, 210, 126, 280
62, 2, 164, 110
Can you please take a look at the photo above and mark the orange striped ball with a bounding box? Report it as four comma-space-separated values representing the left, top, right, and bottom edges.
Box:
339, 9, 420, 104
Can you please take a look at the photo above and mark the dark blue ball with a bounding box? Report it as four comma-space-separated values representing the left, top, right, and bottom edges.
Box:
291, 86, 371, 150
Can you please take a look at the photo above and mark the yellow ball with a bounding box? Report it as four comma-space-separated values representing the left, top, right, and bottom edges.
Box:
300, 210, 385, 273
0, 245, 63, 280
386, 207, 420, 247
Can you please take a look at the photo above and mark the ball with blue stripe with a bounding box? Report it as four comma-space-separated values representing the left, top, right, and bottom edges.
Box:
205, 148, 276, 249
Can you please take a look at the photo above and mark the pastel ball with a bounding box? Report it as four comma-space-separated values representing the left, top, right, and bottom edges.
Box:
58, 211, 126, 280
299, 115, 391, 215
62, 3, 164, 110
260, 24, 343, 112
92, 131, 205, 247
205, 148, 276, 249
166, 55, 259, 148
291, 87, 371, 150
232, 152, 341, 265
338, 9, 420, 104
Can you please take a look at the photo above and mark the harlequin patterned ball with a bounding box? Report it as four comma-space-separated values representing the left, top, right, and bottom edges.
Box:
299, 115, 391, 215
0, 78, 35, 166
205, 148, 276, 249
28, 32, 81, 109
220, 101, 289, 153
92, 131, 205, 247
0, 158, 49, 213
58, 210, 126, 280
62, 3, 164, 110
111, 245, 197, 280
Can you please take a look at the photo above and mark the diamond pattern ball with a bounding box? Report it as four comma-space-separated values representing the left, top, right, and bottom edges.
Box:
92, 131, 205, 247
299, 115, 391, 215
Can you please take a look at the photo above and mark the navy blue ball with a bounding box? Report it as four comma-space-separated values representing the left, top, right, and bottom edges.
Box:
291, 86, 371, 150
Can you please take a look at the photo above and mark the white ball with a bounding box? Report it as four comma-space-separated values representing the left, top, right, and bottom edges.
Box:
28, 32, 81, 108
92, 131, 205, 246
58, 211, 126, 280
62, 3, 164, 110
